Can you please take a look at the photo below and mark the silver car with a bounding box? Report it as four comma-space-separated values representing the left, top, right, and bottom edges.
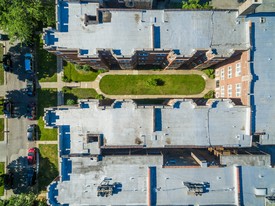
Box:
27, 124, 37, 141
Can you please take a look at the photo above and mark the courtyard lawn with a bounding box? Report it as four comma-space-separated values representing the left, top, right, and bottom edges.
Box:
63, 88, 98, 105
0, 162, 4, 196
0, 119, 4, 141
100, 75, 205, 95
37, 89, 58, 141
38, 144, 58, 192
63, 61, 100, 82
36, 36, 57, 82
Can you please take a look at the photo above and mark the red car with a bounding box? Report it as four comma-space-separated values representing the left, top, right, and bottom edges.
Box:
27, 148, 37, 165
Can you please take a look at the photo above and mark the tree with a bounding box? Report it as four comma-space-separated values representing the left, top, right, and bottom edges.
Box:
0, 0, 55, 43
182, 0, 211, 9
147, 78, 165, 87
0, 193, 47, 206
66, 99, 75, 105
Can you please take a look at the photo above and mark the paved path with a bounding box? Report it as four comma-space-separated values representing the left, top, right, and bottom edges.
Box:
39, 69, 215, 99
37, 141, 58, 146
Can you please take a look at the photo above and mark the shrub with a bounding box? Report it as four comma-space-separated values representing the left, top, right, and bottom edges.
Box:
75, 64, 90, 72
204, 90, 215, 99
147, 78, 165, 86
66, 99, 75, 105
75, 64, 82, 70
182, 0, 212, 9
82, 65, 90, 71
62, 75, 71, 82
95, 94, 105, 100
98, 69, 107, 74
203, 68, 215, 79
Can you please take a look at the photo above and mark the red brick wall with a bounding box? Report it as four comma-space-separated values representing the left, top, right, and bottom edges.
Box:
214, 51, 250, 105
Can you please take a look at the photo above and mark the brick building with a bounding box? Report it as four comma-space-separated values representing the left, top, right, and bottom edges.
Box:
214, 51, 251, 105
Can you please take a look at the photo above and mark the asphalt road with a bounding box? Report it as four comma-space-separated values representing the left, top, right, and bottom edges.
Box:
0, 39, 38, 196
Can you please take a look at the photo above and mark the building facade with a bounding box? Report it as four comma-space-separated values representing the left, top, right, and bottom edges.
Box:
214, 50, 251, 105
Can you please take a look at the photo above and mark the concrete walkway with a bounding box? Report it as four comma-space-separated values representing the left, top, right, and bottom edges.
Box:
39, 69, 215, 99
36, 141, 58, 146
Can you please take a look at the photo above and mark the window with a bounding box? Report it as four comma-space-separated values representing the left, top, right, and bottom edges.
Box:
216, 80, 220, 88
236, 63, 241, 77
215, 69, 219, 77
216, 92, 219, 98
236, 83, 241, 97
228, 66, 232, 78
221, 86, 225, 97
227, 85, 232, 97
138, 53, 148, 57
221, 68, 224, 80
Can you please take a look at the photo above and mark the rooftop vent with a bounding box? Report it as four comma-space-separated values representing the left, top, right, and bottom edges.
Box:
84, 14, 97, 26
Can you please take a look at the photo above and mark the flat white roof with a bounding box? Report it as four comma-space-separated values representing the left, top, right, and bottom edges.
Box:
46, 99, 251, 150
52, 155, 275, 206
46, 2, 250, 56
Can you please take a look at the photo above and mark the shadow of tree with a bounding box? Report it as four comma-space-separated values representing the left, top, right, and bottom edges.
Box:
38, 156, 58, 192
37, 88, 57, 118
6, 156, 36, 194
7, 43, 33, 82
5, 89, 35, 119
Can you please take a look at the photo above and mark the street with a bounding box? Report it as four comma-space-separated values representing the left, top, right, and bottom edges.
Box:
0, 39, 38, 196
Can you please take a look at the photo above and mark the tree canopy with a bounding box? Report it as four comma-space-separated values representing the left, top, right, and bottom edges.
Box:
0, 0, 55, 43
0, 193, 47, 206
182, 0, 211, 9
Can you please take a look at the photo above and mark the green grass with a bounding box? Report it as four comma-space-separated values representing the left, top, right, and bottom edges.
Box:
0, 162, 5, 196
0, 43, 3, 57
100, 75, 205, 95
38, 144, 58, 192
0, 119, 4, 141
36, 36, 57, 82
37, 89, 58, 141
63, 61, 100, 82
38, 118, 57, 141
63, 87, 98, 105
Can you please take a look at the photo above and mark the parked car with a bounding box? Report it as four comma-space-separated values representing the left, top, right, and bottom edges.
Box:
26, 102, 36, 120
27, 148, 37, 165
24, 53, 33, 74
0, 34, 9, 41
26, 78, 36, 96
3, 171, 14, 189
2, 54, 12, 72
26, 168, 36, 186
27, 124, 37, 141
3, 99, 13, 118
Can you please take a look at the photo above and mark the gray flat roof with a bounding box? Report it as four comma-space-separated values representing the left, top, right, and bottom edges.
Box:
46, 99, 251, 149
51, 154, 275, 206
46, 2, 250, 56
247, 14, 275, 144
